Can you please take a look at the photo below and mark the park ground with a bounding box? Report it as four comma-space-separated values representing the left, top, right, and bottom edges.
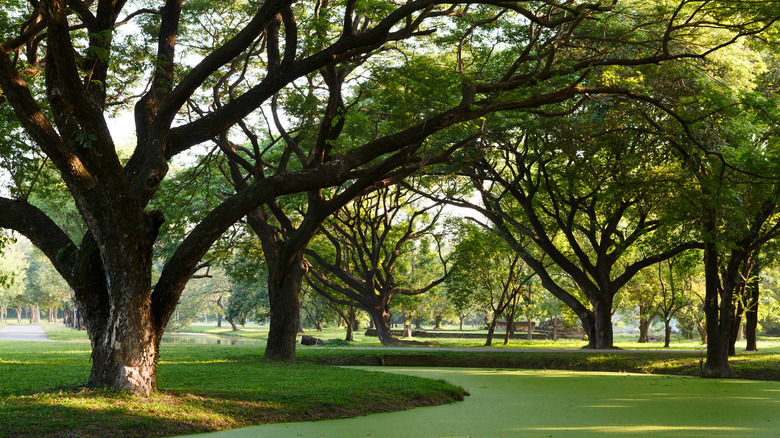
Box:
3, 321, 780, 437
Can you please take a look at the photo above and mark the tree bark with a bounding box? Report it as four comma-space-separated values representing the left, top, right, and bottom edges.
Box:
265, 255, 306, 361
485, 314, 499, 347
745, 263, 759, 351
588, 296, 614, 349
664, 319, 672, 348
368, 305, 397, 346
638, 313, 653, 343
402, 303, 413, 338
345, 305, 356, 342
702, 240, 734, 378
728, 299, 745, 356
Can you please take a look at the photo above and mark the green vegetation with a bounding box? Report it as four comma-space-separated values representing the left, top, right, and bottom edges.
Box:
0, 341, 465, 438
156, 323, 780, 352
244, 368, 780, 438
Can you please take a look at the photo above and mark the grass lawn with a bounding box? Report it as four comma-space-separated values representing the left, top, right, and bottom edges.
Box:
0, 341, 465, 438
164, 322, 780, 352
6, 323, 780, 437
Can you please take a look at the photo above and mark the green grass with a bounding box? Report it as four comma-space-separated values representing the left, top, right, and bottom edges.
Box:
174, 323, 780, 352
295, 348, 780, 381
0, 341, 465, 438
40, 324, 91, 342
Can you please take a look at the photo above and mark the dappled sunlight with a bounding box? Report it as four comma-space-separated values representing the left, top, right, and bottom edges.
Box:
0, 359, 46, 365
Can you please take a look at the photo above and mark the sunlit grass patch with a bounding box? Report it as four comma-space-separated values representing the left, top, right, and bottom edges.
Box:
0, 341, 465, 438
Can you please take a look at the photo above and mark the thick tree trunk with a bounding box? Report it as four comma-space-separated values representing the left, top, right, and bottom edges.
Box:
368, 305, 397, 346
638, 314, 652, 343
79, 241, 163, 395
587, 296, 614, 349
265, 255, 305, 361
702, 241, 734, 378
527, 318, 533, 341
88, 318, 161, 394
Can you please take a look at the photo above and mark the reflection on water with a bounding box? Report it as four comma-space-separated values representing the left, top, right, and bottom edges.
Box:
161, 334, 263, 345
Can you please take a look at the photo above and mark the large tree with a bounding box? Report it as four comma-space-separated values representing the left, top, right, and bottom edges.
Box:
438, 108, 702, 348
0, 0, 775, 393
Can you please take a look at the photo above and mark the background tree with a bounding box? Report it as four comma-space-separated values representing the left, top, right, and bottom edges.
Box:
655, 254, 699, 348
305, 185, 448, 345
621, 266, 661, 343
448, 222, 534, 346
24, 248, 69, 323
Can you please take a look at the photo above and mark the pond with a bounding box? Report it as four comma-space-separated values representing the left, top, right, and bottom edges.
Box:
161, 333, 264, 345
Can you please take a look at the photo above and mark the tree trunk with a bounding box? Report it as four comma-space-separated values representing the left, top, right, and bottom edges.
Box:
664, 318, 672, 348
88, 319, 161, 395
434, 315, 443, 329
527, 318, 533, 341
745, 269, 759, 351
638, 314, 651, 343
459, 314, 464, 331
402, 303, 412, 338
728, 298, 745, 357
587, 296, 614, 349
552, 316, 558, 341
485, 314, 499, 347
702, 241, 734, 378
368, 303, 397, 346
345, 305, 356, 342
265, 255, 306, 361
504, 306, 517, 346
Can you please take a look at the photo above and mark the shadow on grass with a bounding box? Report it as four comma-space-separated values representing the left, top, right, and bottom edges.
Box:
0, 342, 465, 438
